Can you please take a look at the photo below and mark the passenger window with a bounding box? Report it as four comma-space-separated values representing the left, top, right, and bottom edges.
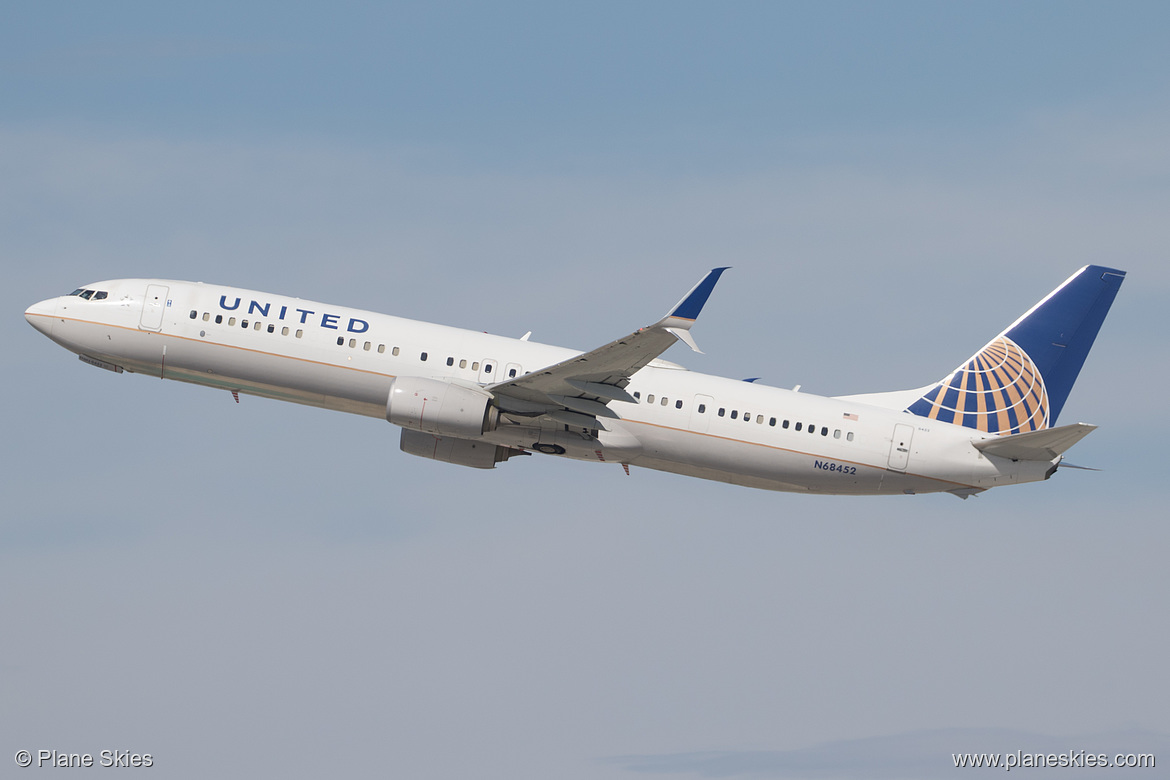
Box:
267, 324, 275, 333
633, 391, 641, 400
661, 397, 668, 406
378, 344, 386, 353
698, 404, 706, 413
821, 427, 828, 436
647, 394, 655, 404
202, 312, 210, 322
392, 347, 400, 356
769, 417, 776, 426
833, 429, 841, 439
809, 425, 817, 434
421, 352, 428, 361
348, 338, 356, 347
718, 408, 725, 417
731, 410, 738, 419
189, 310, 197, 319
676, 400, 683, 409
460, 359, 467, 369
471, 361, 478, 370
446, 357, 454, 366
241, 319, 249, 328
337, 337, 345, 346
783, 419, 790, 429
296, 329, 303, 338
484, 364, 493, 374
757, 415, 764, 424
255, 322, 262, 331
847, 432, 855, 442
282, 326, 289, 336
508, 368, 517, 378
215, 314, 223, 324
364, 341, 371, 351
795, 422, 802, 431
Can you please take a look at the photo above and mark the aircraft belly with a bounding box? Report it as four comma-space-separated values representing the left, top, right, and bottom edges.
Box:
483, 419, 643, 463
164, 336, 391, 417
626, 421, 892, 494
48, 318, 160, 373
54, 316, 394, 418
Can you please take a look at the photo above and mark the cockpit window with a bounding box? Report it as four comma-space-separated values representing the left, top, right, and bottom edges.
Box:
67, 288, 108, 300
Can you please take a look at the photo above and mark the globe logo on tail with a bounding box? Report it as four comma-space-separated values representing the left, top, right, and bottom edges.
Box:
907, 336, 1049, 435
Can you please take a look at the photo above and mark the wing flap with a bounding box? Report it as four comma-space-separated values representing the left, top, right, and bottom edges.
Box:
487, 268, 729, 421
972, 422, 1098, 461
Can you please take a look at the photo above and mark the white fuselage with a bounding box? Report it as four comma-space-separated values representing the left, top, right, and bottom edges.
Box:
25, 279, 1055, 496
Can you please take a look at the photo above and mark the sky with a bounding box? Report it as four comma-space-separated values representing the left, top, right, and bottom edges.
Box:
3, 2, 1168, 778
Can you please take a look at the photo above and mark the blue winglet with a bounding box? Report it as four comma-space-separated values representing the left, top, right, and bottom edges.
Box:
668, 267, 730, 321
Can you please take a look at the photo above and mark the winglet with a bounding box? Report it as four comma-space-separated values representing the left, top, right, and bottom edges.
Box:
654, 267, 729, 352
662, 267, 729, 323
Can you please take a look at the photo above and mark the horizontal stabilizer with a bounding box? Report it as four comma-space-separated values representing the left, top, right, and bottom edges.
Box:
972, 422, 1097, 461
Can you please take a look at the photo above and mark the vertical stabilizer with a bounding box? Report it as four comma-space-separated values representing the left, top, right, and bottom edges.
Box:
906, 265, 1125, 434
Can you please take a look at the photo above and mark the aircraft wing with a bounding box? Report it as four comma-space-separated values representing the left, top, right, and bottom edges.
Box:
972, 422, 1098, 461
487, 268, 729, 429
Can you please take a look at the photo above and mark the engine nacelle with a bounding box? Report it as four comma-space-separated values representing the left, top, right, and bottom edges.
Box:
386, 376, 498, 438
400, 429, 523, 470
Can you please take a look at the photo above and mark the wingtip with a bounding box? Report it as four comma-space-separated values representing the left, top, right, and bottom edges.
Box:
666, 267, 730, 322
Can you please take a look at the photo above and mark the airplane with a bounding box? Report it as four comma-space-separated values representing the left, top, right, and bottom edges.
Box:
24, 265, 1124, 497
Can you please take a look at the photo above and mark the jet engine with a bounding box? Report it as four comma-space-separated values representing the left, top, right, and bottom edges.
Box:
399, 429, 524, 469
386, 376, 499, 438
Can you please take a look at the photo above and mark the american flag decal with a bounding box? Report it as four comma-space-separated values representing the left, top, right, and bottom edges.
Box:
843, 412, 859, 421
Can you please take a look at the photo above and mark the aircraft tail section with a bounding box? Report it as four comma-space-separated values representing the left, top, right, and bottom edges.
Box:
905, 265, 1125, 434
972, 422, 1097, 461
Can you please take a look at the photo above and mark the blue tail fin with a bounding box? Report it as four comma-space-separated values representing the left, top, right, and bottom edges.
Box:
906, 265, 1126, 434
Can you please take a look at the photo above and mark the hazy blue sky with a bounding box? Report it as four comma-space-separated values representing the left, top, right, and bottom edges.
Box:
3, 3, 1167, 778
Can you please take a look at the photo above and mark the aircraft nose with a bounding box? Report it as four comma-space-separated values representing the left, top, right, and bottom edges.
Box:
25, 297, 58, 337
